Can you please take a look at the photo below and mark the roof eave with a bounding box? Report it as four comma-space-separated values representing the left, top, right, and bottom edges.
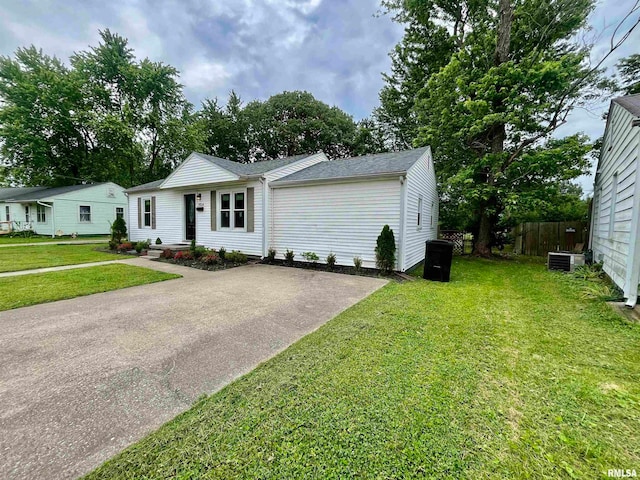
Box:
271, 171, 407, 188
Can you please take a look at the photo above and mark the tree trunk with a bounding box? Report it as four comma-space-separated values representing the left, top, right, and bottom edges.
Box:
472, 0, 513, 257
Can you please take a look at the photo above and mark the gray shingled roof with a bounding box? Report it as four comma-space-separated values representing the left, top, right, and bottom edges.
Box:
4, 184, 103, 202
125, 179, 165, 193
195, 152, 313, 176
0, 187, 47, 201
272, 147, 430, 185
613, 94, 640, 117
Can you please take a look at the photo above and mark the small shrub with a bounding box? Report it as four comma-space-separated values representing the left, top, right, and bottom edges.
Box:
111, 217, 127, 245
219, 246, 226, 260
267, 247, 277, 263
226, 250, 248, 264
302, 251, 319, 264
155, 237, 163, 245
160, 249, 174, 259
108, 239, 118, 251
135, 241, 147, 254
326, 252, 337, 270
285, 249, 295, 265
117, 242, 134, 252
375, 225, 396, 273
190, 238, 196, 254
174, 250, 194, 261
353, 256, 362, 273
194, 246, 208, 259
201, 253, 220, 265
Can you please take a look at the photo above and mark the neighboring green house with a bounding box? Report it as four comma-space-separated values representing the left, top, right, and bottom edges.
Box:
0, 183, 127, 236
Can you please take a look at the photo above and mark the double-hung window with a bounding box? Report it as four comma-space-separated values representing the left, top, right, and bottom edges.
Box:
219, 190, 245, 229
37, 204, 46, 223
115, 207, 124, 220
25, 206, 30, 223
79, 205, 91, 223
5, 206, 9, 222
143, 199, 152, 227
417, 196, 423, 228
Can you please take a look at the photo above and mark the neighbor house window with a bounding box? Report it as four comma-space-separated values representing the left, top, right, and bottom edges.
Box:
79, 205, 91, 223
143, 198, 151, 227
115, 207, 124, 220
37, 204, 46, 223
609, 174, 618, 239
5, 206, 9, 222
219, 190, 245, 229
25, 206, 30, 223
431, 202, 435, 227
417, 196, 423, 227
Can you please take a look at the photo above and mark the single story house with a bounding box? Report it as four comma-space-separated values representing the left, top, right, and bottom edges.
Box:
0, 183, 127, 237
590, 93, 640, 306
127, 147, 438, 271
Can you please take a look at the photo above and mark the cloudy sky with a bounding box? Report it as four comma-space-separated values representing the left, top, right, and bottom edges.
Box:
0, 0, 638, 193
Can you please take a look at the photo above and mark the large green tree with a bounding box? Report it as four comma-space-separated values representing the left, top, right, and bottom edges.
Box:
617, 54, 640, 94
0, 30, 202, 187
380, 0, 631, 255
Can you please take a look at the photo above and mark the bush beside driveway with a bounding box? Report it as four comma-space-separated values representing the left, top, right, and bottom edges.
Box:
86, 257, 640, 479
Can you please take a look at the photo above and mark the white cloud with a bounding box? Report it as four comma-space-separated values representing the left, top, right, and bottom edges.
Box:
181, 61, 231, 92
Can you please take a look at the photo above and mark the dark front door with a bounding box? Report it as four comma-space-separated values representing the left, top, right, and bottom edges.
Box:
185, 194, 196, 241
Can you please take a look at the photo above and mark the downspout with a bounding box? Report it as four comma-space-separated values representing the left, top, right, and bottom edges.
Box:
260, 176, 267, 258
37, 201, 54, 238
624, 121, 640, 307
398, 175, 407, 271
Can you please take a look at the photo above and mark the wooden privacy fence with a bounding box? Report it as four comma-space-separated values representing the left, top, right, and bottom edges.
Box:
513, 221, 588, 256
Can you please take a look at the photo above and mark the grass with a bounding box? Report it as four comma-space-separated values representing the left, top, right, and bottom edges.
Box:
0, 264, 180, 311
86, 256, 640, 479
0, 234, 109, 244
0, 243, 125, 272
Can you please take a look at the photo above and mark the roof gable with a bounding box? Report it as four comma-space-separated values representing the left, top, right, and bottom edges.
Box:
161, 153, 240, 189
612, 94, 640, 117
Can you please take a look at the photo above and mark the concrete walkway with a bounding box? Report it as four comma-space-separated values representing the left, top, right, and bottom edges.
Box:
0, 259, 128, 278
0, 239, 107, 248
0, 263, 387, 480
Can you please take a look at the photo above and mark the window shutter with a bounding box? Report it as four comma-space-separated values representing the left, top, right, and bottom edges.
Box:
151, 196, 156, 229
247, 187, 254, 233
137, 197, 142, 229
210, 191, 216, 231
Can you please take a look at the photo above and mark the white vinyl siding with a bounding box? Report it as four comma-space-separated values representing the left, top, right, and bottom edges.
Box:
129, 181, 264, 255
271, 179, 402, 269
590, 101, 640, 299
403, 149, 439, 271
161, 154, 239, 188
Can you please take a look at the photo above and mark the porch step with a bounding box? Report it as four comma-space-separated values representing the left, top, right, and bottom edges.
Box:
146, 249, 162, 258
148, 243, 195, 251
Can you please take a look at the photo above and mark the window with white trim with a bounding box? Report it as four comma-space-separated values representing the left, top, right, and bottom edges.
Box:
25, 205, 30, 223
219, 190, 245, 229
609, 173, 618, 238
37, 204, 47, 223
431, 202, 435, 227
5, 206, 9, 222
79, 205, 91, 223
115, 207, 124, 220
417, 196, 423, 227
143, 198, 151, 227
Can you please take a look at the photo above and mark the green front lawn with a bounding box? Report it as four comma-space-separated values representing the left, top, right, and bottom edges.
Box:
0, 264, 180, 311
87, 257, 640, 479
0, 234, 109, 244
0, 244, 125, 272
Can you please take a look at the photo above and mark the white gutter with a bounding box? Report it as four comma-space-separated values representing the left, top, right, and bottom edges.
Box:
37, 201, 54, 238
270, 171, 409, 188
259, 176, 267, 257
398, 175, 407, 272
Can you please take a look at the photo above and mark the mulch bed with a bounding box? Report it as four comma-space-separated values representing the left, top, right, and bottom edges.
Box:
153, 257, 249, 272
261, 259, 410, 282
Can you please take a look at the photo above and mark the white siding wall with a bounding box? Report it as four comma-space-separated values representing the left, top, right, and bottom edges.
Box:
129, 181, 264, 256
270, 179, 402, 269
162, 154, 238, 188
591, 102, 640, 293
403, 149, 439, 270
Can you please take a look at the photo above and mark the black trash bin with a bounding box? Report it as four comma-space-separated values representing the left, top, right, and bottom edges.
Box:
423, 239, 454, 282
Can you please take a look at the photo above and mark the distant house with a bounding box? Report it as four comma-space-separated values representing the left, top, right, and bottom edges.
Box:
127, 148, 439, 271
590, 94, 640, 306
0, 183, 127, 237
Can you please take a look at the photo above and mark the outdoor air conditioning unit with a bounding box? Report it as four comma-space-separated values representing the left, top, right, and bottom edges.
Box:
547, 252, 585, 272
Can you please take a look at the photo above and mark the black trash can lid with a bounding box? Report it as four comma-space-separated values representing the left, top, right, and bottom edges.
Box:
426, 239, 454, 245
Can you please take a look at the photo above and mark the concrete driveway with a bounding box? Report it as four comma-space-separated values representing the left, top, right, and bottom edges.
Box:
0, 261, 386, 479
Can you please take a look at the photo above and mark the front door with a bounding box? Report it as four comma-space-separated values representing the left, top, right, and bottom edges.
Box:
185, 194, 196, 241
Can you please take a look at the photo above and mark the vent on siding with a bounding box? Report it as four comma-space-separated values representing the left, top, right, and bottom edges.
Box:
107, 187, 115, 198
